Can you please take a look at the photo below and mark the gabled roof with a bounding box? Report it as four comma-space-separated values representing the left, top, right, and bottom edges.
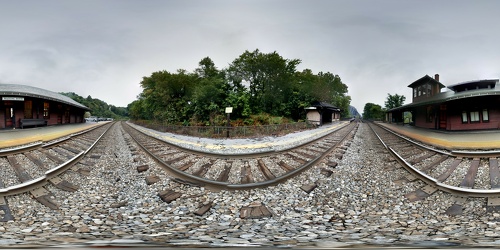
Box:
310, 101, 340, 111
0, 83, 90, 110
407, 74, 445, 89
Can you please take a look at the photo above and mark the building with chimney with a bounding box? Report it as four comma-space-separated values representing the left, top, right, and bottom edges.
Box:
387, 74, 500, 131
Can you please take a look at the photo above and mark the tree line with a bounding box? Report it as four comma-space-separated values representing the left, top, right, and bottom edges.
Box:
61, 92, 128, 119
362, 93, 405, 120
128, 49, 351, 126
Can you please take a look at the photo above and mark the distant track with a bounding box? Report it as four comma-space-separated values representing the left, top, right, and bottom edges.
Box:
122, 121, 358, 189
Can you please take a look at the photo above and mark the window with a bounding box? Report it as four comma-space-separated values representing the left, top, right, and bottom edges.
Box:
483, 109, 489, 122
426, 83, 432, 96
413, 88, 417, 97
24, 100, 33, 119
462, 111, 468, 123
426, 106, 433, 122
470, 111, 480, 122
43, 102, 50, 119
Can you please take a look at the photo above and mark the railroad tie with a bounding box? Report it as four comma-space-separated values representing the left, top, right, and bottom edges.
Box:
420, 155, 448, 173
136, 164, 149, 173
158, 190, 182, 203
437, 158, 462, 182
52, 147, 74, 159
6, 155, 32, 182
177, 161, 196, 171
278, 161, 295, 172
404, 185, 437, 202
489, 158, 500, 189
327, 161, 338, 168
31, 187, 59, 210
240, 164, 254, 184
257, 159, 275, 180
42, 150, 65, 164
444, 197, 467, 216
0, 197, 14, 222
59, 145, 82, 154
217, 164, 232, 182
301, 183, 318, 194
194, 203, 212, 216
24, 152, 47, 170
460, 158, 480, 188
48, 176, 78, 192
145, 175, 161, 185
320, 168, 333, 177
164, 154, 190, 164
240, 202, 273, 219
193, 163, 212, 177
408, 152, 436, 165
487, 197, 500, 213
0, 182, 14, 221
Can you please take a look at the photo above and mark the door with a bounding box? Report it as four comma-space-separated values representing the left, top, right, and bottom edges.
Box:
439, 105, 447, 129
5, 107, 14, 128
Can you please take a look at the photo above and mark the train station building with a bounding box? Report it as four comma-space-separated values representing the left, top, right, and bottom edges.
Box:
0, 83, 90, 129
305, 101, 341, 126
387, 74, 500, 131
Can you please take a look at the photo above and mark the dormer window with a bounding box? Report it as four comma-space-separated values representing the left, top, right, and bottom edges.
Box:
407, 74, 445, 103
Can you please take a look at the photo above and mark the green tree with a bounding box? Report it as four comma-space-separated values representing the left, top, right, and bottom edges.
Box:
227, 49, 301, 115
363, 103, 385, 120
384, 93, 406, 110
139, 69, 197, 124
191, 57, 229, 125
60, 92, 128, 120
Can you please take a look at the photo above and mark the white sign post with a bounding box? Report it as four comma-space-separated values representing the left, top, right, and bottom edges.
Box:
225, 107, 233, 138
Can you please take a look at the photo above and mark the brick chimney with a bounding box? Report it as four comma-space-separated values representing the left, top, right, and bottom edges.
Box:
435, 74, 440, 82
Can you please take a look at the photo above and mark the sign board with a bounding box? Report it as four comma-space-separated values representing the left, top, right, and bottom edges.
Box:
2, 97, 24, 101
225, 107, 233, 114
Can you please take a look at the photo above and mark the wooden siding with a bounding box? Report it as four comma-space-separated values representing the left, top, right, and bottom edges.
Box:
412, 96, 500, 131
414, 106, 435, 129
307, 111, 321, 125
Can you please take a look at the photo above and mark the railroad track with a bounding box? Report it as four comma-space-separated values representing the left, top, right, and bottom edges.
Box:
0, 122, 114, 221
368, 121, 500, 215
122, 121, 358, 190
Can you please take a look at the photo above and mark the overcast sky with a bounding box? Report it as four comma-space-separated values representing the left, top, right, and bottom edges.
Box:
1, 0, 499, 112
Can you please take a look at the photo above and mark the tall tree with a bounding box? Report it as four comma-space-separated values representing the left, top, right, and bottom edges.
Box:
363, 103, 384, 120
139, 69, 197, 123
191, 57, 229, 125
385, 93, 406, 110
227, 49, 301, 115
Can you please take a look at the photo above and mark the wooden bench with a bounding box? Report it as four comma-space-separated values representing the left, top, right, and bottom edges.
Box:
20, 119, 47, 129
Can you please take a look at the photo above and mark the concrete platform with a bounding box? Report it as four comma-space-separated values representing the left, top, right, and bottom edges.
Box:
378, 122, 500, 150
0, 122, 104, 148
3, 120, 498, 152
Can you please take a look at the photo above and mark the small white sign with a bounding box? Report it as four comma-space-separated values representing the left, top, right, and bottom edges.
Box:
225, 107, 233, 113
2, 97, 24, 101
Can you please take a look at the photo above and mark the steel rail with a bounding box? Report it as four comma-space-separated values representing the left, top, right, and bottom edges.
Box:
0, 122, 115, 196
373, 122, 451, 156
0, 142, 43, 157
124, 121, 351, 158
368, 121, 500, 198
123, 121, 358, 189
42, 122, 111, 148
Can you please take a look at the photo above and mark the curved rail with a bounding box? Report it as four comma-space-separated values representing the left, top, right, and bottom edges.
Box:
0, 122, 115, 196
123, 121, 357, 189
368, 121, 500, 198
